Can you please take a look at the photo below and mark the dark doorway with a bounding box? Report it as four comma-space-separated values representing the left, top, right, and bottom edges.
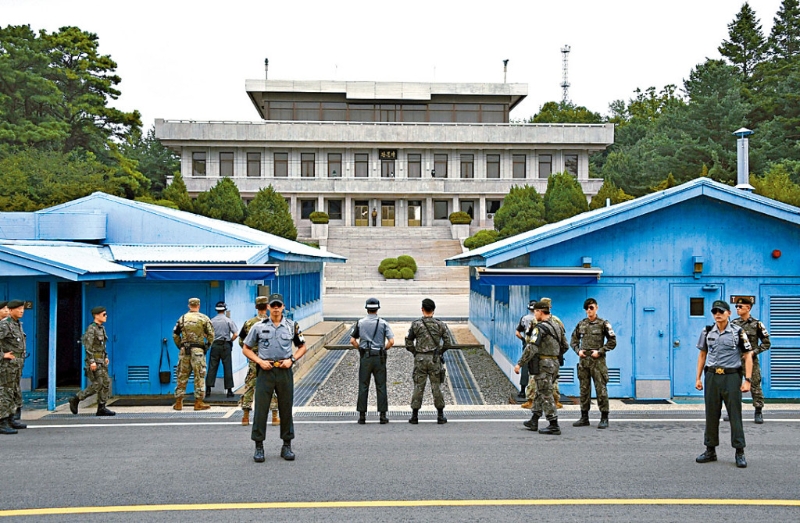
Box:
36, 282, 83, 389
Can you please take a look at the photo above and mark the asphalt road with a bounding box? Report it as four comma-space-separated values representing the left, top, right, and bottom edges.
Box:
2, 415, 799, 522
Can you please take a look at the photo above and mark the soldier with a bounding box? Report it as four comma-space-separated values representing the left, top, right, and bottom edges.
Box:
172, 297, 214, 411
242, 293, 306, 462
0, 300, 28, 434
514, 300, 537, 405
695, 300, 753, 468
514, 301, 568, 435
520, 297, 564, 410
207, 301, 238, 398
351, 297, 394, 424
68, 306, 115, 416
0, 301, 8, 321
570, 298, 616, 429
238, 296, 280, 427
406, 298, 452, 425
731, 297, 771, 424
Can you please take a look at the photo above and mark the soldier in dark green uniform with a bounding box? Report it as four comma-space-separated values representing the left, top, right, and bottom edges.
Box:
351, 297, 394, 424
406, 298, 452, 425
0, 300, 28, 434
570, 298, 616, 429
238, 296, 279, 427
732, 297, 771, 424
172, 297, 215, 411
69, 306, 115, 416
695, 300, 753, 468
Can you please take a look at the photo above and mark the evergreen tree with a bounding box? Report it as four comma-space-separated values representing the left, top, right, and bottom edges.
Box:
751, 162, 800, 206
767, 0, 800, 61
194, 177, 246, 223
492, 185, 546, 239
589, 178, 635, 210
121, 126, 180, 197
162, 172, 194, 212
651, 173, 678, 192
719, 2, 766, 80
543, 172, 589, 222
244, 186, 298, 241
530, 101, 603, 124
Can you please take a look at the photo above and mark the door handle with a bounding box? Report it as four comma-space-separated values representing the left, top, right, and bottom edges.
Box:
673, 339, 680, 347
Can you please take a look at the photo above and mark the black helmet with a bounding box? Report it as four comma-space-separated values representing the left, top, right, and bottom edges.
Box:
365, 297, 381, 310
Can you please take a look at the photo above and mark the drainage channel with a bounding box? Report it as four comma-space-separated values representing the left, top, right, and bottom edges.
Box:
443, 349, 484, 405
293, 325, 354, 406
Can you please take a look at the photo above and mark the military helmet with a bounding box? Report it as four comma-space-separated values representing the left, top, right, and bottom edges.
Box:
365, 297, 381, 310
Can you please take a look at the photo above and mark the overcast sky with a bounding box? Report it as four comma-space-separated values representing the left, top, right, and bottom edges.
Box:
2, 0, 786, 129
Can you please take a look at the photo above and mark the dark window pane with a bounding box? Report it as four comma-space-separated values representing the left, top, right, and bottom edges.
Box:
220, 152, 234, 177
429, 103, 453, 123
513, 154, 526, 179
481, 104, 506, 123
301, 153, 315, 178
460, 200, 474, 218
487, 199, 502, 213
296, 102, 320, 120
434, 154, 447, 178
349, 104, 375, 122
328, 153, 342, 178
539, 154, 552, 179
274, 152, 288, 177
247, 152, 261, 177
407, 153, 421, 178
300, 200, 316, 219
328, 200, 343, 220
433, 200, 449, 220
192, 152, 206, 177
690, 298, 705, 317
355, 153, 369, 178
565, 153, 578, 176
381, 160, 395, 178
401, 105, 427, 122
460, 154, 474, 179
455, 104, 480, 123
487, 154, 500, 179
269, 101, 293, 120
321, 102, 347, 121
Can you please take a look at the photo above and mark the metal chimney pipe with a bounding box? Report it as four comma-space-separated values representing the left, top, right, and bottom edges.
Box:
503, 59, 509, 83
264, 58, 269, 80
733, 127, 754, 191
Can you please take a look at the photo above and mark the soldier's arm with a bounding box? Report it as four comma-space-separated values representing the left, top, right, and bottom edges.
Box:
293, 323, 308, 360
570, 324, 581, 355
83, 325, 97, 365
756, 322, 771, 354
404, 323, 417, 349
601, 321, 617, 353
205, 319, 215, 344
172, 319, 182, 348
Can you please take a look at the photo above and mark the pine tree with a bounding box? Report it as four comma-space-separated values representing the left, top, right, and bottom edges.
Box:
162, 172, 194, 212
492, 185, 546, 239
244, 186, 298, 241
589, 178, 635, 210
194, 178, 246, 223
767, 0, 800, 61
543, 172, 589, 222
719, 2, 766, 80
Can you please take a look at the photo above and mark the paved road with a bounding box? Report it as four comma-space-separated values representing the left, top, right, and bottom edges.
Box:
2, 413, 799, 521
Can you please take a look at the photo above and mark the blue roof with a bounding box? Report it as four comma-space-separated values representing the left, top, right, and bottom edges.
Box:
0, 240, 134, 281
447, 177, 800, 267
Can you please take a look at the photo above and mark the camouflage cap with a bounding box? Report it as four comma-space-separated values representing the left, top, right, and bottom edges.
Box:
255, 296, 269, 306
538, 297, 553, 308
533, 301, 550, 312
188, 297, 201, 306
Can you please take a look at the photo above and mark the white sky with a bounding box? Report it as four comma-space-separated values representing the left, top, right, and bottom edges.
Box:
2, 0, 785, 129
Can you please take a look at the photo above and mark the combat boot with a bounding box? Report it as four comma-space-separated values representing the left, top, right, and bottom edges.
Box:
14, 407, 22, 420
538, 419, 561, 435
523, 413, 540, 431
172, 397, 183, 411
357, 412, 366, 425
69, 395, 80, 415
281, 441, 295, 461
409, 409, 419, 424
241, 409, 250, 425
0, 417, 18, 435
253, 441, 265, 463
598, 412, 609, 429
271, 408, 280, 426
379, 412, 389, 424
227, 388, 234, 398
735, 449, 747, 468
573, 411, 590, 427
193, 399, 210, 411
520, 399, 533, 409
9, 415, 26, 429
437, 408, 447, 424
754, 407, 763, 424
696, 446, 717, 463
96, 403, 116, 416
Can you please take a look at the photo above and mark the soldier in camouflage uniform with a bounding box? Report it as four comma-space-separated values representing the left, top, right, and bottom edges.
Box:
238, 296, 279, 426
732, 297, 771, 424
406, 298, 452, 425
522, 297, 564, 409
172, 297, 214, 411
570, 298, 616, 429
515, 301, 568, 435
0, 300, 28, 434
68, 306, 115, 416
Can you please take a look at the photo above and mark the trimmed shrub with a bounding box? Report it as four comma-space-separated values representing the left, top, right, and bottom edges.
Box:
400, 267, 415, 279
464, 229, 499, 250
309, 211, 329, 224
379, 257, 399, 275
449, 211, 472, 224
396, 254, 417, 273
384, 268, 401, 279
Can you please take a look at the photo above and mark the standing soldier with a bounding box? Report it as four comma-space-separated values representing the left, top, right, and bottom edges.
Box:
514, 300, 537, 406
0, 301, 8, 321
207, 301, 238, 398
351, 297, 394, 424
172, 297, 214, 411
242, 293, 307, 462
238, 296, 279, 427
0, 300, 28, 434
520, 297, 564, 410
406, 298, 452, 425
68, 306, 115, 416
731, 297, 771, 424
570, 298, 616, 429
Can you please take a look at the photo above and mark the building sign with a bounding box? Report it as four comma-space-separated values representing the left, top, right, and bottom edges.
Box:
379, 149, 397, 160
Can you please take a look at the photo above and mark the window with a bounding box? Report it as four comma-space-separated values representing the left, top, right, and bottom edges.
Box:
381, 160, 395, 178
328, 153, 341, 178
274, 153, 288, 177
327, 200, 343, 220
219, 152, 234, 177
321, 102, 347, 121
460, 200, 474, 218
486, 154, 500, 179
513, 154, 526, 179
379, 104, 397, 122
300, 200, 316, 219
355, 153, 369, 178
538, 154, 552, 179
268, 101, 293, 120
407, 154, 421, 178
402, 105, 426, 122
487, 199, 502, 214
301, 153, 315, 178
455, 104, 480, 123
296, 102, 320, 120
433, 200, 449, 220
460, 154, 474, 179
565, 153, 579, 176
433, 154, 448, 178
690, 298, 705, 317
247, 152, 261, 177
482, 104, 505, 123
192, 152, 206, 177
430, 103, 453, 123
349, 104, 375, 122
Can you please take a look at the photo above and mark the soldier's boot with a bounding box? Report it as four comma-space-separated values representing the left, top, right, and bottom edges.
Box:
69, 395, 80, 415
241, 409, 250, 426
193, 399, 210, 411
696, 446, 717, 463
14, 407, 22, 420
598, 413, 609, 429
281, 440, 295, 461
754, 407, 763, 424
172, 397, 183, 411
205, 386, 212, 397
556, 401, 564, 409
271, 409, 280, 426
437, 408, 447, 424
735, 449, 747, 468
9, 414, 26, 429
538, 419, 561, 435
379, 412, 389, 424
253, 441, 265, 463
573, 411, 590, 427
227, 388, 234, 398
357, 412, 366, 425
0, 417, 18, 435
96, 403, 116, 416
520, 399, 533, 409
523, 413, 540, 431
409, 409, 419, 424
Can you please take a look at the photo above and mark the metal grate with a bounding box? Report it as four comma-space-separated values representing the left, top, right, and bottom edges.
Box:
608, 368, 621, 385
769, 296, 800, 336
770, 347, 800, 389
443, 350, 483, 405
127, 366, 150, 382
294, 325, 354, 406
558, 367, 575, 384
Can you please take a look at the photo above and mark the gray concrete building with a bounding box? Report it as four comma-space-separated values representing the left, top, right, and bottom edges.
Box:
155, 80, 613, 234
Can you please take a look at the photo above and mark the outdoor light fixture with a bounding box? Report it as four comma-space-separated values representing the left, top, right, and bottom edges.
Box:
692, 256, 704, 279
772, 249, 782, 259
581, 257, 592, 268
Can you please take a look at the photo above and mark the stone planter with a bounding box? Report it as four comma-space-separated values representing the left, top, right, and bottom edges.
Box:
451, 223, 470, 240
311, 223, 328, 240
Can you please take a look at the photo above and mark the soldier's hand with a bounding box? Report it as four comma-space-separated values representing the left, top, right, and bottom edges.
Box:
105, 358, 109, 365
514, 364, 521, 374
3, 352, 14, 360
90, 362, 97, 371
258, 359, 272, 370
278, 359, 290, 369
695, 379, 703, 391
578, 350, 587, 358
591, 350, 600, 359
741, 381, 751, 393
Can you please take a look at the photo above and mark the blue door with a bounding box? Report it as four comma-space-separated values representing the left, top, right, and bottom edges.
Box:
760, 285, 800, 399
670, 283, 724, 397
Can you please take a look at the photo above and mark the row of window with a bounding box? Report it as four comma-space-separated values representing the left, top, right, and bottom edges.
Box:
265, 102, 507, 123
296, 199, 502, 221
191, 152, 578, 179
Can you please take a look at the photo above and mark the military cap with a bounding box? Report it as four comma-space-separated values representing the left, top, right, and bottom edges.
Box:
0, 301, 7, 309
422, 298, 436, 311
365, 297, 380, 310
711, 300, 731, 312
268, 293, 284, 306
533, 301, 550, 312
188, 297, 201, 306
255, 296, 269, 306
583, 298, 597, 310
528, 300, 537, 310
735, 296, 753, 306
538, 297, 553, 308
91, 306, 106, 316
215, 301, 227, 311
6, 300, 24, 309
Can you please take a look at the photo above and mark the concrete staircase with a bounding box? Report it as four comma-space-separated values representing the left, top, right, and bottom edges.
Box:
324, 226, 469, 294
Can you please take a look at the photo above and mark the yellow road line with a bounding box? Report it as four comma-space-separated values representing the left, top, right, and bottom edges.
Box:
2, 498, 799, 516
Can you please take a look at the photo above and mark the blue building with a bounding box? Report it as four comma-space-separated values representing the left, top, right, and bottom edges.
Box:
447, 178, 800, 399
0, 193, 345, 408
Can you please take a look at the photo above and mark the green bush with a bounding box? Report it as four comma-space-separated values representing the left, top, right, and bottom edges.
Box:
309, 211, 329, 224
384, 268, 401, 279
396, 254, 417, 273
379, 257, 399, 275
449, 211, 472, 224
400, 267, 415, 279
464, 229, 499, 250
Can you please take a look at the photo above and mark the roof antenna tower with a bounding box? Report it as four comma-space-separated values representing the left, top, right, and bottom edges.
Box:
560, 45, 571, 103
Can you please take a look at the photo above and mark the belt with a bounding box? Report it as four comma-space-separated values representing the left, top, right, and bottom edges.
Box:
705, 366, 741, 375
363, 349, 382, 357
540, 355, 559, 360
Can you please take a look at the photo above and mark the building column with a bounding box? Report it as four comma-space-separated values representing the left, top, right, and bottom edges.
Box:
344, 195, 352, 227
477, 196, 486, 228
425, 197, 434, 226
